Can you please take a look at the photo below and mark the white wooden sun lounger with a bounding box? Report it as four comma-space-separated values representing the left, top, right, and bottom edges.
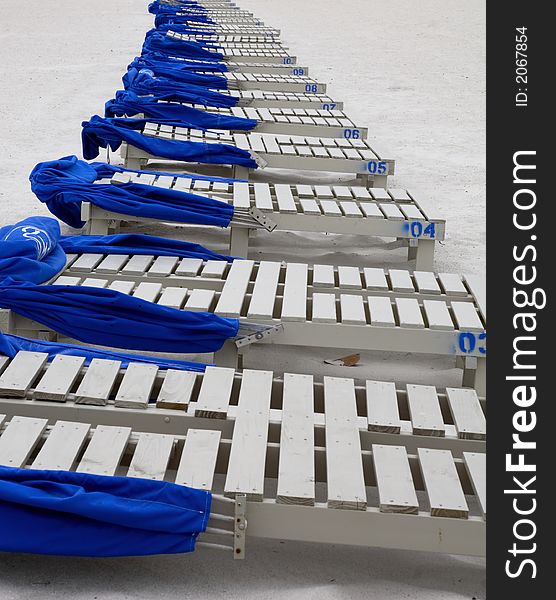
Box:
174, 33, 282, 44
216, 71, 327, 94
83, 172, 444, 270
0, 360, 485, 557
175, 21, 280, 37
225, 61, 309, 76
1, 258, 485, 393
214, 89, 343, 110
122, 127, 394, 185
135, 101, 364, 138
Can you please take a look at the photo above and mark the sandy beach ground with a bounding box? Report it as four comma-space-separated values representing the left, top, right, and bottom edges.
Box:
0, 0, 485, 598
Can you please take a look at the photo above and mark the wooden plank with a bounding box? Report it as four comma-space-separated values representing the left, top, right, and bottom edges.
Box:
372, 444, 418, 514
451, 302, 484, 332
215, 259, 254, 317
115, 363, 158, 409
233, 182, 251, 208
418, 448, 469, 518
200, 260, 227, 278
363, 268, 388, 291
132, 282, 162, 303
156, 370, 197, 410
463, 452, 487, 518
414, 271, 441, 294
33, 355, 86, 402
366, 380, 400, 433
127, 433, 174, 480
148, 256, 179, 277
31, 421, 90, 470
109, 280, 135, 295
312, 293, 337, 323
96, 254, 130, 273
175, 258, 203, 276
121, 254, 154, 275
253, 182, 273, 209
395, 298, 425, 329
312, 264, 335, 288
367, 296, 395, 327
281, 263, 308, 321
338, 266, 362, 289
274, 184, 297, 212
423, 300, 455, 331
184, 288, 216, 312
175, 429, 221, 491
277, 373, 315, 505
77, 425, 131, 476
407, 384, 445, 437
224, 369, 273, 500
0, 357, 9, 376
0, 416, 48, 467
446, 388, 486, 440
82, 278, 108, 289
324, 377, 366, 510
247, 261, 280, 319
158, 287, 188, 308
0, 351, 49, 398
438, 273, 468, 296
340, 294, 366, 325
195, 366, 235, 419
74, 359, 121, 405
70, 254, 103, 272
389, 270, 415, 292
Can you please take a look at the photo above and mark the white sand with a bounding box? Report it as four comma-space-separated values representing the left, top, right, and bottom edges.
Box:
0, 0, 486, 597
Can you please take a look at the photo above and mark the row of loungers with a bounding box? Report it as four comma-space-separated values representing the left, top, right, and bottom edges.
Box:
0, 0, 485, 561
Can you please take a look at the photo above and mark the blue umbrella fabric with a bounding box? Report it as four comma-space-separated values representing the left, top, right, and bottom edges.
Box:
30, 155, 236, 229
142, 32, 222, 61
0, 466, 212, 556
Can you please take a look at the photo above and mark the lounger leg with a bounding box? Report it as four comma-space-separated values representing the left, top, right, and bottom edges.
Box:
214, 341, 240, 369
372, 174, 388, 189
407, 240, 418, 261
86, 219, 110, 235
356, 173, 370, 187
462, 356, 486, 397
125, 157, 147, 171
233, 166, 250, 180
414, 239, 436, 271
229, 228, 250, 258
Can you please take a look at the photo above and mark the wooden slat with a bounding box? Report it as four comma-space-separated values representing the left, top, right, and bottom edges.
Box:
215, 259, 254, 317
175, 429, 221, 491
451, 302, 484, 332
368, 296, 395, 327
312, 293, 337, 323
156, 370, 197, 410
281, 263, 308, 321
74, 359, 121, 405
363, 268, 389, 291
324, 377, 366, 510
338, 266, 362, 289
195, 366, 235, 419
148, 256, 179, 277
276, 373, 315, 505
127, 433, 174, 480
121, 254, 153, 274
446, 388, 486, 440
414, 271, 441, 294
340, 294, 366, 325
274, 184, 297, 212
132, 282, 162, 302
77, 425, 131, 476
33, 355, 86, 402
31, 421, 90, 470
253, 183, 273, 210
0, 351, 49, 398
463, 452, 486, 518
224, 369, 273, 500
395, 298, 425, 329
418, 448, 468, 518
70, 254, 103, 272
158, 287, 188, 308
438, 273, 468, 296
96, 254, 129, 273
372, 444, 418, 514
247, 261, 280, 319
184, 288, 216, 312
389, 270, 415, 292
423, 300, 455, 331
312, 264, 335, 287
366, 380, 400, 433
115, 363, 158, 409
407, 384, 445, 437
0, 416, 48, 467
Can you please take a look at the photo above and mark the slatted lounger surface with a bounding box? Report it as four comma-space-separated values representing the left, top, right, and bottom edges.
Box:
2, 258, 486, 393
122, 127, 394, 185
177, 22, 280, 36
84, 173, 443, 270
226, 61, 309, 75
216, 71, 327, 94
0, 377, 485, 556
149, 102, 364, 138
214, 89, 343, 110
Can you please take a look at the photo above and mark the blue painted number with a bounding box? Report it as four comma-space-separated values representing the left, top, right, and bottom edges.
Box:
322, 103, 336, 110
458, 331, 487, 355
409, 221, 436, 238
305, 84, 318, 93
343, 129, 361, 139
292, 68, 305, 75
367, 161, 388, 175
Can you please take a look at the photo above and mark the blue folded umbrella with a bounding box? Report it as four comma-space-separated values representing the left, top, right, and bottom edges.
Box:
129, 56, 227, 85
0, 215, 239, 354
0, 278, 238, 354
0, 466, 211, 556
81, 116, 258, 169
143, 32, 222, 61
139, 51, 227, 72
30, 155, 236, 229
124, 68, 237, 107
106, 90, 257, 132
0, 331, 208, 372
